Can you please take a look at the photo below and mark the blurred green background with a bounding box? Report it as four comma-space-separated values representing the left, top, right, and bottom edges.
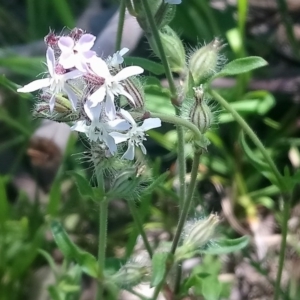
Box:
1, 0, 300, 299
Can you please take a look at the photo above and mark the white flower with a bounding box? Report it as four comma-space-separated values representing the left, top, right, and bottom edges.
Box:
71, 104, 130, 155
86, 56, 143, 120
58, 34, 96, 72
110, 109, 161, 160
17, 47, 81, 111
165, 0, 182, 4
107, 48, 129, 68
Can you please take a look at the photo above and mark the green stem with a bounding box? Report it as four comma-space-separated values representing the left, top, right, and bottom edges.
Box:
177, 125, 186, 209
96, 172, 108, 300
128, 200, 153, 258
274, 195, 290, 300
170, 150, 201, 254
115, 0, 126, 52
131, 111, 202, 143
209, 90, 286, 191
140, 0, 177, 98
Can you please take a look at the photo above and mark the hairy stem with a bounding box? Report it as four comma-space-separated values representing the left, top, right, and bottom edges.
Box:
128, 200, 153, 258
96, 172, 108, 300
115, 0, 126, 52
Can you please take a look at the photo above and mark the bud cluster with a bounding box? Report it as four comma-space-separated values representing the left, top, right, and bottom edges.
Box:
17, 28, 162, 161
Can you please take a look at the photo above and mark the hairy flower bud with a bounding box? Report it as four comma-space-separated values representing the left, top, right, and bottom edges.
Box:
107, 167, 140, 199
189, 86, 213, 134
148, 26, 185, 73
123, 76, 145, 110
188, 38, 225, 85
175, 214, 220, 261
110, 262, 148, 288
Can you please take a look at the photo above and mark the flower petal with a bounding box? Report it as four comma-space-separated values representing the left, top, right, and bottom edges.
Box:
46, 47, 55, 77
59, 52, 76, 69
64, 84, 78, 110
90, 56, 110, 78
122, 142, 135, 160
58, 36, 74, 51
89, 85, 106, 106
109, 132, 129, 144
76, 34, 96, 51
113, 66, 143, 82
49, 93, 56, 112
119, 87, 135, 105
119, 48, 129, 56
63, 69, 83, 80
105, 92, 116, 120
108, 119, 131, 131
17, 78, 51, 93
71, 120, 88, 133
140, 118, 161, 131
119, 109, 136, 126
105, 135, 117, 155
84, 100, 102, 121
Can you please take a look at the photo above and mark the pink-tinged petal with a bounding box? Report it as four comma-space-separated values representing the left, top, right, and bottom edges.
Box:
109, 132, 129, 144
75, 34, 96, 51
119, 109, 136, 126
84, 101, 102, 121
71, 120, 88, 133
105, 92, 116, 120
140, 118, 161, 131
59, 52, 76, 69
108, 119, 130, 131
74, 59, 89, 73
89, 85, 106, 106
106, 135, 117, 155
49, 93, 56, 112
58, 36, 74, 51
113, 66, 144, 82
81, 50, 96, 60
140, 143, 147, 155
63, 69, 82, 81
64, 84, 77, 110
122, 142, 135, 160
17, 78, 51, 93
90, 56, 110, 78
46, 47, 55, 77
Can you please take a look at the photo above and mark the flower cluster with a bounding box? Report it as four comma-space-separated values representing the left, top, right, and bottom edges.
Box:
17, 28, 161, 160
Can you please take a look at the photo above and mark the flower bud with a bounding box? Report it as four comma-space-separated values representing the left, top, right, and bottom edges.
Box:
123, 76, 145, 110
107, 167, 140, 199
175, 214, 219, 261
188, 38, 224, 85
110, 262, 148, 288
189, 86, 213, 134
148, 26, 185, 73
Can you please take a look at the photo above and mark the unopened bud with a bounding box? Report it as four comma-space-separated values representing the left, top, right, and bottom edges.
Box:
175, 214, 219, 261
189, 86, 213, 134
188, 38, 224, 85
149, 26, 185, 73
110, 262, 148, 288
123, 77, 145, 110
107, 167, 140, 199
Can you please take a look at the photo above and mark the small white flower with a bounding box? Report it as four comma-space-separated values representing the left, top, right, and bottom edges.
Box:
107, 48, 129, 68
71, 104, 130, 155
165, 0, 182, 4
58, 34, 96, 72
17, 47, 81, 111
110, 109, 161, 160
86, 56, 143, 120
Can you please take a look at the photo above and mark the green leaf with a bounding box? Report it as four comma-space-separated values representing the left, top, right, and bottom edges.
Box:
51, 221, 99, 278
213, 57, 268, 78
201, 275, 222, 300
0, 176, 9, 227
141, 172, 170, 196
200, 236, 249, 255
150, 252, 173, 287
69, 172, 95, 200
38, 249, 59, 278
124, 57, 165, 75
